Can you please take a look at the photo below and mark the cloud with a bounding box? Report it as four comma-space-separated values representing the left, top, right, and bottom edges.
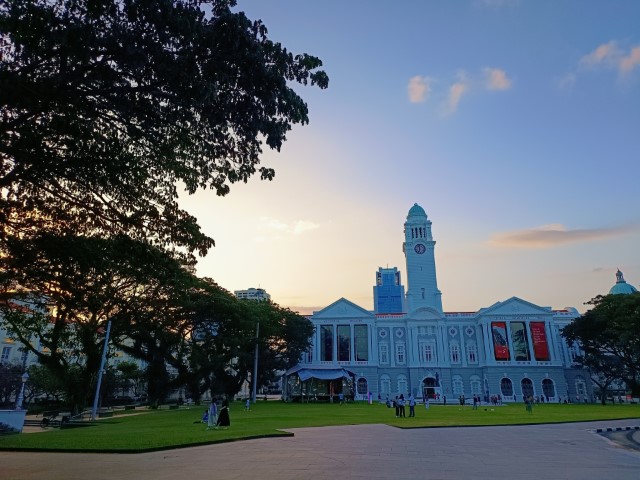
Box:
580, 41, 620, 67
484, 68, 512, 90
578, 41, 640, 76
445, 79, 469, 114
408, 75, 430, 103
488, 223, 640, 249
257, 216, 320, 239
620, 46, 640, 74
557, 72, 577, 90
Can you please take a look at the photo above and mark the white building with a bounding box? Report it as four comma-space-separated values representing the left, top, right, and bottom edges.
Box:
285, 204, 600, 404
234, 288, 271, 302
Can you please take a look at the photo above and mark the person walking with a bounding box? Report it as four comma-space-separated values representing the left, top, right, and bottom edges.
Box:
398, 394, 406, 418
424, 395, 430, 411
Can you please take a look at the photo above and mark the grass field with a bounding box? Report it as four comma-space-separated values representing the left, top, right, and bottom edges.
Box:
1, 401, 639, 453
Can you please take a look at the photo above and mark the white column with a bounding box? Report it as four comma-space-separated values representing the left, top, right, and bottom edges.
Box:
459, 324, 467, 367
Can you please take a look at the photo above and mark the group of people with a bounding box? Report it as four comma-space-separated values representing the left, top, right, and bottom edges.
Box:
201, 398, 230, 429
387, 394, 425, 417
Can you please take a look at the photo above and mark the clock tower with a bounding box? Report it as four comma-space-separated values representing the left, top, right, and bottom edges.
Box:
403, 203, 443, 313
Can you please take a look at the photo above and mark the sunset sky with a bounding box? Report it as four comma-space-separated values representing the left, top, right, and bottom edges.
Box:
179, 0, 640, 314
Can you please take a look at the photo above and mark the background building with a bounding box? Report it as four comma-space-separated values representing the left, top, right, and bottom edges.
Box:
234, 288, 271, 302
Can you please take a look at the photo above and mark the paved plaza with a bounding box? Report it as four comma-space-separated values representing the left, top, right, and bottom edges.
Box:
1, 418, 639, 480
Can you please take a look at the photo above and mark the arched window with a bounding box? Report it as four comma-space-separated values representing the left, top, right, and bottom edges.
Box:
357, 378, 368, 395
449, 343, 460, 363
452, 375, 464, 396
542, 379, 555, 399
397, 375, 408, 395
380, 375, 391, 396
466, 343, 478, 364
470, 375, 482, 395
521, 378, 534, 398
500, 377, 513, 397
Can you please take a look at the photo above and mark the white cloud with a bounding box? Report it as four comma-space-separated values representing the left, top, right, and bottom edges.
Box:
484, 68, 512, 90
258, 216, 320, 239
620, 46, 640, 74
444, 75, 469, 115
488, 223, 640, 249
580, 41, 620, 67
407, 75, 430, 103
557, 72, 577, 90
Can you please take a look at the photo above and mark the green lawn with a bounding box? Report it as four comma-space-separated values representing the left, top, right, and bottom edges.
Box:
1, 401, 639, 453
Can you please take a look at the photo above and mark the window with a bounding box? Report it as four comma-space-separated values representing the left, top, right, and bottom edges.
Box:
380, 375, 391, 395
396, 343, 406, 365
397, 375, 408, 395
379, 343, 389, 365
337, 325, 350, 362
320, 325, 333, 362
449, 343, 460, 364
500, 378, 513, 397
521, 378, 534, 398
470, 376, 482, 395
542, 379, 555, 399
452, 375, 464, 396
419, 342, 434, 363
303, 344, 313, 363
354, 325, 369, 361
466, 343, 478, 364
357, 378, 368, 395
569, 342, 581, 363
1, 346, 11, 363
575, 377, 587, 396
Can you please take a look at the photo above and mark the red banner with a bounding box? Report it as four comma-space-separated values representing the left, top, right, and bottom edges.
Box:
529, 322, 550, 361
491, 322, 510, 360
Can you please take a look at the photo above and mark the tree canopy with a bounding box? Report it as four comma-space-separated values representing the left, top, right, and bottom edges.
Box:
563, 293, 640, 399
0, 0, 328, 259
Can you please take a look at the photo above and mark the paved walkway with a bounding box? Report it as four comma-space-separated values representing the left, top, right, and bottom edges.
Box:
2, 419, 639, 480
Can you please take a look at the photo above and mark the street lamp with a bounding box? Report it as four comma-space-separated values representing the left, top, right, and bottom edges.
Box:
15, 372, 29, 410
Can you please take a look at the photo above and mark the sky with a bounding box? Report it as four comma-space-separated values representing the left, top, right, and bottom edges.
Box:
179, 0, 640, 315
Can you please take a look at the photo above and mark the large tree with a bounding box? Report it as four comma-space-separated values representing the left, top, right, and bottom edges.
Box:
0, 0, 328, 258
563, 293, 640, 398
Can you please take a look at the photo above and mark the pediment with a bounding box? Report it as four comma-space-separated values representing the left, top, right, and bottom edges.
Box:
313, 298, 374, 319
408, 306, 444, 320
479, 296, 552, 317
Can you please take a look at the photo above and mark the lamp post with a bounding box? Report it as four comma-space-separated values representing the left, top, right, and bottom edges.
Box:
15, 372, 29, 410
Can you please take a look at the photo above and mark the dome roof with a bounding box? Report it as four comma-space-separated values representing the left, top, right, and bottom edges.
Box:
609, 269, 638, 295
407, 203, 427, 219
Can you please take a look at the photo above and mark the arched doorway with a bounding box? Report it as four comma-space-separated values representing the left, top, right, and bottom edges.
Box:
542, 378, 555, 401
422, 377, 440, 399
521, 378, 534, 399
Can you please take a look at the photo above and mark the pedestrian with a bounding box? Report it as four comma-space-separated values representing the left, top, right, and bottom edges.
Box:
339, 391, 345, 405
245, 398, 250, 411
525, 396, 533, 414
408, 394, 416, 417
207, 400, 218, 430
472, 395, 478, 410
443, 395, 446, 406
216, 399, 230, 429
399, 394, 406, 418
424, 396, 430, 411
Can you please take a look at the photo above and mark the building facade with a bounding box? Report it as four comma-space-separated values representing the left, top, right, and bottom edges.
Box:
234, 288, 271, 302
286, 204, 595, 403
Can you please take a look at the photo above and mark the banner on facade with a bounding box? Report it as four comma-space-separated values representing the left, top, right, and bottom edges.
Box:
509, 321, 531, 361
529, 321, 550, 361
491, 322, 510, 360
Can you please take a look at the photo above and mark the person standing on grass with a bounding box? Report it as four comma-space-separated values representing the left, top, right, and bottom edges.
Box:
245, 398, 250, 411
398, 394, 406, 418
207, 400, 218, 430
424, 396, 430, 411
339, 391, 344, 405
408, 394, 416, 417
216, 399, 230, 429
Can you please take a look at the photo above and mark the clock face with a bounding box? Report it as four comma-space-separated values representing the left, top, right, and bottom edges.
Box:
414, 243, 426, 254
